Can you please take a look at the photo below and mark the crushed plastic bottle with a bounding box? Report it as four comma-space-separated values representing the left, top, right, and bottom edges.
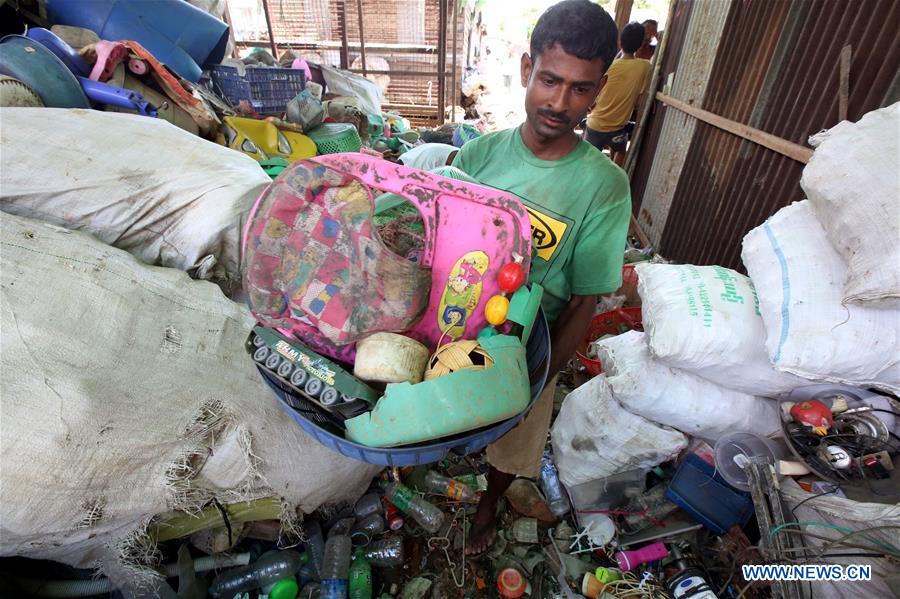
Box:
363, 537, 404, 567
208, 550, 305, 598
320, 535, 351, 599
348, 551, 373, 599
383, 482, 444, 533
539, 453, 571, 518
423, 470, 477, 502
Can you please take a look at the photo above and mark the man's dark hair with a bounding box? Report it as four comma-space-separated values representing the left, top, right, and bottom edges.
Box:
621, 22, 646, 54
529, 0, 618, 72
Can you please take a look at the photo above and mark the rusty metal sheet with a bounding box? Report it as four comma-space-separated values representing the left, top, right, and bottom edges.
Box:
631, 0, 900, 270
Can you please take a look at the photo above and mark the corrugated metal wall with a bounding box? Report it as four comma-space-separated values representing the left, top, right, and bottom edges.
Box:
633, 0, 900, 270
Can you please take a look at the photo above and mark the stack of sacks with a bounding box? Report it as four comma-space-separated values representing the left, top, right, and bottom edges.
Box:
589, 262, 788, 442
741, 103, 900, 393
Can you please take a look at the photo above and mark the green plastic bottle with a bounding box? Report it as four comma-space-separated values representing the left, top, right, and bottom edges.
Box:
348, 551, 372, 599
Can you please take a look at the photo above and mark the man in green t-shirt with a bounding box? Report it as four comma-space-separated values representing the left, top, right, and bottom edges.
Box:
452, 0, 630, 555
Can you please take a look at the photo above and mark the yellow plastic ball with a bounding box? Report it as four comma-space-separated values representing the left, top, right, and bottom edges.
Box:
485, 295, 509, 326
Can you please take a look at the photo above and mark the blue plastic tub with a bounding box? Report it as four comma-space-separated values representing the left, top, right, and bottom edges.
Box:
260, 310, 551, 467
665, 453, 755, 535
211, 65, 306, 115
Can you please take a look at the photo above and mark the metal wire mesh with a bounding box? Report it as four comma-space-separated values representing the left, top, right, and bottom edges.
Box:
230, 0, 470, 125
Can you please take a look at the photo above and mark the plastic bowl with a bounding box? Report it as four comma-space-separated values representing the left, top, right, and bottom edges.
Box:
260, 310, 551, 467
575, 307, 643, 377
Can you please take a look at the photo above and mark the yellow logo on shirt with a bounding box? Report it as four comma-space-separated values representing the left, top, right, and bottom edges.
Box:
525, 207, 568, 261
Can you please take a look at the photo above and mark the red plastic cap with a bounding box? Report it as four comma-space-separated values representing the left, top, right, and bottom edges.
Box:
497, 567, 527, 598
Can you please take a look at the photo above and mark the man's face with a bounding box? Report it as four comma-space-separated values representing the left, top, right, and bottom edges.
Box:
521, 44, 606, 142
644, 22, 658, 43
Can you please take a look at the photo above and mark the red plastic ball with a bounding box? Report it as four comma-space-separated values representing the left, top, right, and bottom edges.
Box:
497, 262, 525, 293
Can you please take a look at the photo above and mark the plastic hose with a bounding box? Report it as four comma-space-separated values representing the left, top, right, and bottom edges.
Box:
16, 552, 252, 597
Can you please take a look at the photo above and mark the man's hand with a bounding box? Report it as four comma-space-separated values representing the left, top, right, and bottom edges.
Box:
548, 294, 597, 378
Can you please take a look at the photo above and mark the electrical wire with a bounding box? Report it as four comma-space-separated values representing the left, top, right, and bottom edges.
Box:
768, 522, 900, 554
814, 526, 900, 558
789, 484, 840, 520
777, 529, 896, 554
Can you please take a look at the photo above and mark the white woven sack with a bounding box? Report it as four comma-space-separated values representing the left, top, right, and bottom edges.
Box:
550, 375, 687, 488
635, 263, 807, 396
801, 102, 900, 305
742, 201, 900, 393
0, 213, 377, 585
596, 331, 780, 441
0, 108, 269, 296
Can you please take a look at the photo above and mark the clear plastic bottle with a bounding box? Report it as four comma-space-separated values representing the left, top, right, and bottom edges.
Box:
363, 537, 404, 567
423, 470, 477, 502
348, 551, 373, 599
208, 549, 305, 598
305, 520, 327, 576
320, 534, 351, 599
539, 454, 570, 518
382, 482, 444, 533
354, 492, 382, 519
352, 513, 385, 537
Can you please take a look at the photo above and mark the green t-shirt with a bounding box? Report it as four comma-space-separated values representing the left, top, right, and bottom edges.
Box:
453, 126, 631, 326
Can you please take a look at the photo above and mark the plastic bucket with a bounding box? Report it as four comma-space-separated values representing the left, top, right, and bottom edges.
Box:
575, 307, 643, 377
260, 310, 551, 467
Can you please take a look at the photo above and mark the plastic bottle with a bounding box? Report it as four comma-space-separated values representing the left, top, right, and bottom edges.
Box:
305, 520, 327, 576
363, 537, 404, 567
208, 550, 305, 598
299, 582, 321, 599
423, 470, 477, 502
382, 482, 444, 533
354, 492, 382, 519
320, 535, 351, 599
539, 454, 571, 518
348, 551, 373, 599
352, 513, 385, 537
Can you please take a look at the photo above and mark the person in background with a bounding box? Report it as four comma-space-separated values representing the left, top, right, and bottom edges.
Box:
451, 0, 630, 556
583, 22, 651, 166
635, 19, 659, 60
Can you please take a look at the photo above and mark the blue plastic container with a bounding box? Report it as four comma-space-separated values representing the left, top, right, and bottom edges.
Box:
46, 0, 229, 82
211, 65, 306, 115
260, 311, 551, 467
665, 453, 755, 535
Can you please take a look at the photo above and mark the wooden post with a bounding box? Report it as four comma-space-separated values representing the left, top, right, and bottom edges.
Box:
614, 0, 634, 32
338, 0, 350, 70
259, 0, 278, 58
437, 0, 447, 124
450, 0, 459, 122
839, 44, 851, 122
356, 0, 368, 76
624, 0, 676, 176
222, 2, 239, 59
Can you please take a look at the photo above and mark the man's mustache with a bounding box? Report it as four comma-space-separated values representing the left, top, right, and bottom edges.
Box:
537, 108, 570, 125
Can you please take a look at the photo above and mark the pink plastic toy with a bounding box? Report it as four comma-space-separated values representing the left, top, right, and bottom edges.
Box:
242, 153, 532, 361
615, 542, 669, 571
89, 40, 129, 82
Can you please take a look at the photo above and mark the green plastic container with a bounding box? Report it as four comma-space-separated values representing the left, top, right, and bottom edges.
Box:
307, 123, 363, 154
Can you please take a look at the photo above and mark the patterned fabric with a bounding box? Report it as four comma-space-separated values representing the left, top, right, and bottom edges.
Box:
243, 161, 431, 350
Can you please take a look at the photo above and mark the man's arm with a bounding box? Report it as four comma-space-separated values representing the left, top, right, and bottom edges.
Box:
548, 293, 597, 378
